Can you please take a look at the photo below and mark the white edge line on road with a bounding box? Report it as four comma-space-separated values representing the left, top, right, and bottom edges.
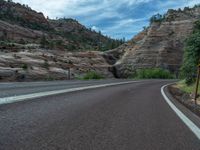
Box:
161, 84, 200, 140
0, 81, 139, 105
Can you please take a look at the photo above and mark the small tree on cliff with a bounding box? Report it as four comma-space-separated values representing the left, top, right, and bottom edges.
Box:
40, 35, 48, 48
181, 20, 200, 84
150, 13, 165, 24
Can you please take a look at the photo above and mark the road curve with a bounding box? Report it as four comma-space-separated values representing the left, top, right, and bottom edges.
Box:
0, 80, 200, 150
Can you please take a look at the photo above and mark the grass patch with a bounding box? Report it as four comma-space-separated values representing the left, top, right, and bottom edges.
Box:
81, 71, 105, 80
133, 68, 174, 79
45, 76, 55, 81
175, 80, 199, 94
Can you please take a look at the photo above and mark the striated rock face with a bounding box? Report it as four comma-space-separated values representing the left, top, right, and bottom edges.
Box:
113, 7, 200, 78
0, 46, 113, 81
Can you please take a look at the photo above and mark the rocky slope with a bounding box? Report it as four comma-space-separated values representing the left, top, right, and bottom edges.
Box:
0, 0, 123, 51
0, 44, 113, 81
110, 6, 200, 78
0, 0, 121, 81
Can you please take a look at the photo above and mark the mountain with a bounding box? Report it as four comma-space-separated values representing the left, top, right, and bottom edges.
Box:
0, 0, 124, 81
0, 0, 124, 51
106, 5, 200, 78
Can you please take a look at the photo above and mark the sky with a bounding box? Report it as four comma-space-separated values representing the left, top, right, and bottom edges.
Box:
13, 0, 200, 40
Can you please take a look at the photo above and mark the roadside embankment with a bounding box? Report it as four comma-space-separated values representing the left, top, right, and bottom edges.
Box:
168, 80, 200, 117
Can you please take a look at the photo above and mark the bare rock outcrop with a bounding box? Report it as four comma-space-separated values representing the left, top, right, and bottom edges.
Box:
0, 47, 113, 81
0, 20, 45, 42
113, 7, 200, 78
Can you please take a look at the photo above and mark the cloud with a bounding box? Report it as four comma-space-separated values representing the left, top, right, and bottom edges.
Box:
13, 0, 153, 18
91, 26, 100, 32
184, 0, 200, 7
13, 0, 200, 40
13, 0, 67, 17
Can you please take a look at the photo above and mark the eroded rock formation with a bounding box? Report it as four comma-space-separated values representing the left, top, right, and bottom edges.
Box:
111, 7, 200, 77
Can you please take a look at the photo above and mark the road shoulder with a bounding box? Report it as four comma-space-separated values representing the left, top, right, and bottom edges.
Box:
161, 84, 200, 140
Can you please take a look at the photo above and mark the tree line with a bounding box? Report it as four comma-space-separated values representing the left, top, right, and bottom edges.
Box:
181, 20, 200, 85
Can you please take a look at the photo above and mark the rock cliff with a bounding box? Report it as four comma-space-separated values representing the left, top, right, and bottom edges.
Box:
111, 6, 200, 77
0, 44, 113, 81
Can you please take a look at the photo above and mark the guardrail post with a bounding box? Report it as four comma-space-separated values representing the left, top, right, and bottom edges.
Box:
194, 65, 200, 105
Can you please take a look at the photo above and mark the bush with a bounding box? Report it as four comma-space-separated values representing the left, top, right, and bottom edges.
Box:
43, 60, 49, 70
176, 80, 200, 94
134, 68, 174, 79
82, 71, 104, 80
40, 35, 49, 48
21, 64, 28, 70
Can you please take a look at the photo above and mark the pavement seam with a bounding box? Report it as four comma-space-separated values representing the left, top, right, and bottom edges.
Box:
161, 84, 200, 140
0, 81, 140, 105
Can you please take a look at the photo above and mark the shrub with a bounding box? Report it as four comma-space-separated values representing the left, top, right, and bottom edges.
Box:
21, 64, 28, 70
45, 76, 55, 81
40, 35, 49, 48
134, 68, 174, 79
82, 71, 104, 80
19, 38, 26, 44
176, 80, 200, 94
43, 60, 49, 70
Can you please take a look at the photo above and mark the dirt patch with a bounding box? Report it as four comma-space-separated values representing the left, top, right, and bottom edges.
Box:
168, 85, 200, 117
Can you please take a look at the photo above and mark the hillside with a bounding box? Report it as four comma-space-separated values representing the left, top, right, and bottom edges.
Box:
0, 0, 124, 51
0, 0, 123, 81
106, 5, 200, 78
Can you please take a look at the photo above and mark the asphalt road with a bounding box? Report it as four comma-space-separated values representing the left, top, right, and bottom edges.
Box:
0, 79, 131, 98
0, 80, 200, 150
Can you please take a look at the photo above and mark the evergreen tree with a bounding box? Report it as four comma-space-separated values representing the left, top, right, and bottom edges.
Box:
150, 13, 165, 24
